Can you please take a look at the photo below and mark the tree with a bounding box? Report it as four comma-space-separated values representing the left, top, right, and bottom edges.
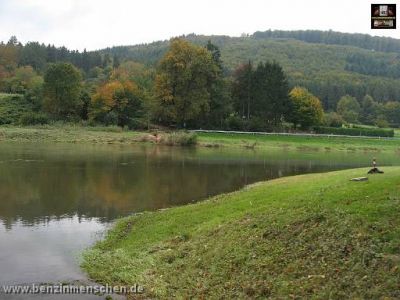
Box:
5, 66, 42, 94
113, 55, 120, 69
19, 42, 47, 71
336, 95, 360, 123
232, 61, 253, 120
154, 38, 217, 127
361, 94, 379, 125
90, 79, 143, 127
289, 87, 324, 129
43, 63, 82, 119
384, 101, 400, 125
252, 61, 290, 125
199, 41, 232, 128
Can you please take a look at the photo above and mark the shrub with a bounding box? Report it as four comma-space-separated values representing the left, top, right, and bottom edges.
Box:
224, 115, 245, 131
247, 117, 267, 132
0, 93, 33, 125
314, 126, 394, 137
162, 132, 197, 146
19, 112, 49, 125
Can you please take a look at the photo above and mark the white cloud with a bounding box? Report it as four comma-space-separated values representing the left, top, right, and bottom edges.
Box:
0, 0, 398, 51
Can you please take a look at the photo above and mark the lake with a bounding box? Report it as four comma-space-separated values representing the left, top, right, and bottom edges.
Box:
0, 142, 397, 298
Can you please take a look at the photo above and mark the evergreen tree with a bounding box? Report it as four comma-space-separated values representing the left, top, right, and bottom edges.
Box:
232, 61, 253, 120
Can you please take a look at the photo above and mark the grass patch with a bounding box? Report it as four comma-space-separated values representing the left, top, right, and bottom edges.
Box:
197, 132, 400, 152
82, 167, 400, 299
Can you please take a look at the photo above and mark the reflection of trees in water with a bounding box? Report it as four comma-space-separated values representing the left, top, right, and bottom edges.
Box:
0, 147, 367, 228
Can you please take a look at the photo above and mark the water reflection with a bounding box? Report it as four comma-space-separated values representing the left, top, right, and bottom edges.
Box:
0, 216, 106, 285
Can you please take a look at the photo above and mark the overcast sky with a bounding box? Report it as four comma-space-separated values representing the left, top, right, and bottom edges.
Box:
0, 0, 399, 51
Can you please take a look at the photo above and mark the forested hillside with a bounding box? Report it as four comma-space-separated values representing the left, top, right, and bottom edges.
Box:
1, 30, 400, 132
101, 31, 400, 110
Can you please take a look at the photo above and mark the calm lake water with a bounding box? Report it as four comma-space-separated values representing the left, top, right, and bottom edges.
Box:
0, 142, 398, 298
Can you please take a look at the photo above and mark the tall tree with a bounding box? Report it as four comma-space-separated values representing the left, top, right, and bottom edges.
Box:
43, 63, 82, 119
252, 61, 290, 125
113, 55, 120, 69
154, 38, 217, 127
200, 41, 232, 128
232, 61, 253, 120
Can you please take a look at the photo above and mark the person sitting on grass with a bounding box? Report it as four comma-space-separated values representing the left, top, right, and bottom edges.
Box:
368, 158, 384, 174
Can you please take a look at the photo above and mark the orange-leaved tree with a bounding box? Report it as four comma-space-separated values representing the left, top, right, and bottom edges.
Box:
90, 79, 143, 127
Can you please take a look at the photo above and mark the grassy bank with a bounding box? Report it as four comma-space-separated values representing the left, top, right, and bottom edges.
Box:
82, 167, 400, 299
0, 125, 399, 152
197, 131, 400, 152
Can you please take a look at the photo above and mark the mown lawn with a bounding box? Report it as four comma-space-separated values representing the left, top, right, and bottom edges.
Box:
82, 167, 400, 299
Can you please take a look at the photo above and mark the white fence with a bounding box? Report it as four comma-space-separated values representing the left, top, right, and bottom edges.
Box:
191, 129, 399, 140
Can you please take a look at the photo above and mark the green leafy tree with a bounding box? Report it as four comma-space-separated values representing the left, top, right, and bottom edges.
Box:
289, 87, 324, 129
384, 101, 400, 125
154, 38, 217, 127
361, 94, 379, 125
43, 63, 82, 119
336, 95, 360, 123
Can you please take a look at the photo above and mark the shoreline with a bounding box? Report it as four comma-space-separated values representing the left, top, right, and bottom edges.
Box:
82, 167, 400, 298
0, 125, 399, 153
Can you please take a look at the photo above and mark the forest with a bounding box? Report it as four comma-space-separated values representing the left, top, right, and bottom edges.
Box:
0, 30, 400, 133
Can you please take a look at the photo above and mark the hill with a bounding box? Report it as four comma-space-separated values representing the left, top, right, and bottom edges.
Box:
99, 30, 400, 110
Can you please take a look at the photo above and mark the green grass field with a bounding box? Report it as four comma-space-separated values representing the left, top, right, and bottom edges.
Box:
197, 131, 400, 152
82, 167, 400, 299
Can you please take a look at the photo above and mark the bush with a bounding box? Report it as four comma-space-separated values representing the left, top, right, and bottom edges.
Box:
19, 112, 49, 125
0, 93, 33, 125
314, 126, 394, 137
224, 115, 245, 131
127, 118, 148, 130
247, 117, 267, 132
162, 132, 197, 146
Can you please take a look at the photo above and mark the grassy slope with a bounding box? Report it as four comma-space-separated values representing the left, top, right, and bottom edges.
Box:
0, 126, 399, 153
82, 167, 400, 299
